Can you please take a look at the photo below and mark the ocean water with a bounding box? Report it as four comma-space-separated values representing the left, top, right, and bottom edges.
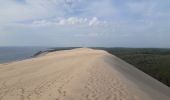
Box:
0, 47, 48, 63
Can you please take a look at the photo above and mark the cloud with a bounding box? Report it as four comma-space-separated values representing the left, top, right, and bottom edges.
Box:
89, 17, 99, 26
63, 17, 88, 25
0, 0, 170, 47
0, 0, 117, 24
27, 17, 108, 27
0, 0, 75, 24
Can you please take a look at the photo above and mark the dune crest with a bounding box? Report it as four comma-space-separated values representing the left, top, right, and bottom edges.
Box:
0, 48, 169, 100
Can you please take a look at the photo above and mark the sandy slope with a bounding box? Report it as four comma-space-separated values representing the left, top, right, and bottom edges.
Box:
0, 48, 169, 100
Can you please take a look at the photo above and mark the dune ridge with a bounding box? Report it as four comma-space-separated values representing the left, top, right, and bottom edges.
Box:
0, 48, 169, 100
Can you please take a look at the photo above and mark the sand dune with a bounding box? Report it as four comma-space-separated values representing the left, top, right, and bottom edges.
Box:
0, 48, 169, 100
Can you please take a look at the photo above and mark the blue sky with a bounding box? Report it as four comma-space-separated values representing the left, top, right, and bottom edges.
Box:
0, 0, 170, 47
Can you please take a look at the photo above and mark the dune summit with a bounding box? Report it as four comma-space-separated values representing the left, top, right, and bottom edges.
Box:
0, 48, 169, 100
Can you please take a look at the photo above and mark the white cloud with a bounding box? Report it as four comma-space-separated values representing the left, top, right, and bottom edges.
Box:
32, 20, 52, 26
89, 17, 99, 26
29, 17, 108, 27
66, 17, 87, 25
88, 17, 107, 26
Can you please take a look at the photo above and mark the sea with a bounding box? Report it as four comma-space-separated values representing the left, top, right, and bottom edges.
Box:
0, 47, 49, 64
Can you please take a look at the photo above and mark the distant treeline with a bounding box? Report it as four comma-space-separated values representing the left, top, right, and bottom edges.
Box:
96, 48, 170, 87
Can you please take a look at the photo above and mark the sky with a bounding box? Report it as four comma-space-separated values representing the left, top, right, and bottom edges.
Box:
0, 0, 170, 47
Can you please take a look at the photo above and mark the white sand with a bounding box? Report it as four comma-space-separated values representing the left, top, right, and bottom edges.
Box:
0, 48, 169, 100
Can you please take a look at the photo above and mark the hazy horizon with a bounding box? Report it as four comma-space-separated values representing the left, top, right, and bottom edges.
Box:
0, 0, 170, 47
1, 46, 170, 49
